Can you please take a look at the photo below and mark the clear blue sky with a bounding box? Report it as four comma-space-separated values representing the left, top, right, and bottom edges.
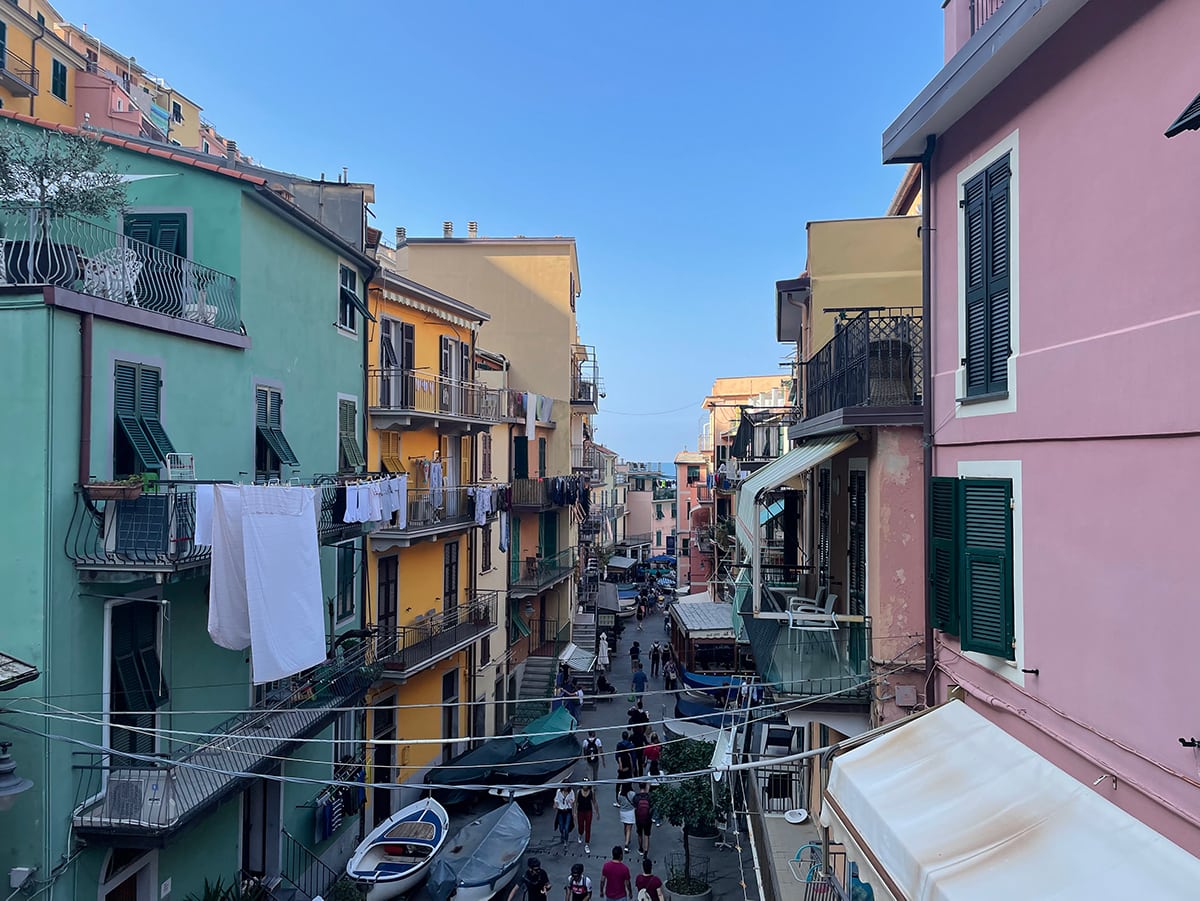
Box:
58, 1, 943, 462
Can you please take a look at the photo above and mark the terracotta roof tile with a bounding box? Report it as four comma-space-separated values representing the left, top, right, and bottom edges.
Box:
0, 109, 268, 186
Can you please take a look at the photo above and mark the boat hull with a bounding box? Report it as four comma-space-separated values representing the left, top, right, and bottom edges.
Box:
347, 798, 449, 899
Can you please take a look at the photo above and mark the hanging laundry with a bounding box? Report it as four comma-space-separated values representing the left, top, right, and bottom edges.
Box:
430, 461, 444, 508
474, 486, 493, 526
394, 474, 408, 529
237, 485, 327, 684
366, 480, 385, 522
525, 392, 536, 443
499, 510, 509, 552
209, 485, 251, 650
194, 483, 214, 546
537, 394, 553, 422
342, 483, 364, 523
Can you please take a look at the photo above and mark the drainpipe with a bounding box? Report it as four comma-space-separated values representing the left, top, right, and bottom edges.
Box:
467, 327, 480, 743
919, 135, 937, 706
359, 278, 373, 640
29, 22, 46, 117
78, 312, 93, 486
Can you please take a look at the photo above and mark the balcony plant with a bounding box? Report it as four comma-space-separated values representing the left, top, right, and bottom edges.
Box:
0, 125, 127, 285
83, 476, 145, 501
653, 738, 732, 901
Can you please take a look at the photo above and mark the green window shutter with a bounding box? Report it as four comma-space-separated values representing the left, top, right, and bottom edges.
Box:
51, 59, 67, 100
124, 213, 186, 256
927, 477, 960, 633
959, 479, 1015, 659
255, 387, 270, 426
512, 516, 521, 557
985, 157, 1012, 394
537, 437, 546, 478
338, 399, 364, 469
963, 171, 988, 396
115, 362, 138, 415
255, 387, 299, 468
136, 364, 175, 461
114, 362, 158, 471
513, 438, 528, 479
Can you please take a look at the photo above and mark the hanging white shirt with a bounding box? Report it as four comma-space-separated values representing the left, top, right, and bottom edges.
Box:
430, 461, 444, 508
394, 475, 408, 529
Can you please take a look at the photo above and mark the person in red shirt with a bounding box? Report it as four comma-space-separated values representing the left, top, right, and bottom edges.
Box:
600, 846, 632, 901
634, 858, 664, 901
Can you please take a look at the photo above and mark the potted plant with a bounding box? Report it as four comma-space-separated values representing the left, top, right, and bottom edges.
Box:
0, 124, 127, 286
83, 476, 144, 501
652, 739, 733, 901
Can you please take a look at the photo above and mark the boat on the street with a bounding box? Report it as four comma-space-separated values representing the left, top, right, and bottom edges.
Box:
425, 801, 531, 901
486, 732, 582, 799
345, 797, 450, 900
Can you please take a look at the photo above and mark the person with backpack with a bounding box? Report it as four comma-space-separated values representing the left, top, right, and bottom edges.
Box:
510, 858, 551, 900
662, 658, 678, 693
634, 859, 664, 901
644, 732, 662, 779
582, 730, 604, 783
614, 732, 634, 805
575, 779, 598, 854
648, 642, 662, 677
632, 783, 654, 857
565, 862, 593, 901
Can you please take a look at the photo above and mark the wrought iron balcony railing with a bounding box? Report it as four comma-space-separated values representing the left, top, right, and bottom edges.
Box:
367, 368, 504, 424
0, 207, 240, 332
71, 633, 381, 843
804, 308, 924, 421
570, 344, 600, 408
510, 547, 576, 592
0, 46, 38, 94
652, 487, 675, 501
379, 590, 499, 678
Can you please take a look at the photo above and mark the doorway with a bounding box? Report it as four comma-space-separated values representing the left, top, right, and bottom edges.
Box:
241, 770, 282, 882
372, 697, 396, 827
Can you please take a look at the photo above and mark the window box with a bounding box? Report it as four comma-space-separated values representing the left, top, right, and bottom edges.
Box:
84, 479, 144, 501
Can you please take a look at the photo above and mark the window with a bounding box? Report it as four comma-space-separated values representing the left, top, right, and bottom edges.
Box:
481, 523, 493, 571
681, 537, 690, 555
928, 477, 1015, 659
333, 708, 359, 766
51, 59, 67, 101
36, 11, 44, 25
687, 465, 700, 484
380, 430, 403, 474
671, 503, 677, 519
847, 467, 867, 616
171, 101, 183, 123
202, 140, 210, 154
962, 154, 1012, 398
338, 264, 364, 332
124, 212, 187, 255
254, 386, 299, 481
537, 437, 547, 478
336, 544, 356, 622
337, 398, 364, 472
817, 465, 831, 588
513, 437, 528, 479
481, 432, 493, 480
113, 362, 175, 477
377, 555, 398, 652
441, 669, 460, 762
111, 601, 168, 762
655, 530, 662, 546
443, 539, 459, 611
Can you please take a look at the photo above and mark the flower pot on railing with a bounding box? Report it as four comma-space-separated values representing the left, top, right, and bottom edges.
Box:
83, 480, 144, 501
3, 240, 82, 288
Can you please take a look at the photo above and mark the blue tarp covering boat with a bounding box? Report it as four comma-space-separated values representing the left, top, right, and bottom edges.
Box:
425, 802, 530, 901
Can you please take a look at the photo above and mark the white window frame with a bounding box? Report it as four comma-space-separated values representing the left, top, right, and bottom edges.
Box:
336, 260, 360, 337
336, 391, 362, 473
333, 708, 359, 773
956, 458, 1025, 684
955, 129, 1020, 419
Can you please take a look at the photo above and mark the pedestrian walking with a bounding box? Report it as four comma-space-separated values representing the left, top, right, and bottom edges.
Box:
644, 732, 662, 779
629, 729, 646, 777
614, 732, 634, 805
598, 632, 611, 670
628, 641, 641, 667
631, 663, 648, 697
574, 780, 598, 854
565, 862, 594, 901
510, 858, 551, 900
600, 847, 633, 901
649, 642, 661, 678
635, 602, 645, 631
554, 785, 577, 845
663, 610, 670, 635
635, 859, 665, 901
617, 789, 636, 852
565, 680, 583, 721
582, 730, 604, 783
632, 783, 654, 857
557, 663, 570, 690
662, 658, 677, 693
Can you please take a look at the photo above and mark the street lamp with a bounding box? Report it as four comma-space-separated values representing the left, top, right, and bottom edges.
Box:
0, 741, 33, 812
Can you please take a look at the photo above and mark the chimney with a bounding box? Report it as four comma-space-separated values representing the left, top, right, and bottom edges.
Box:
467, 221, 478, 238
342, 166, 349, 184
225, 139, 238, 162
443, 221, 453, 239
395, 226, 406, 245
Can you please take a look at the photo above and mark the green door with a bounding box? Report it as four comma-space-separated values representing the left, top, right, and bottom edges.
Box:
513, 438, 529, 479
540, 512, 558, 558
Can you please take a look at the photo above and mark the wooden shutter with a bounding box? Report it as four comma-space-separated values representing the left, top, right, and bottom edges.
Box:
338, 399, 364, 469
255, 387, 270, 426
537, 437, 547, 478
960, 479, 1015, 659
380, 430, 403, 474
400, 323, 415, 370
481, 433, 492, 480
137, 365, 175, 460
963, 171, 988, 396
817, 466, 831, 588
847, 469, 867, 616
513, 437, 528, 479
440, 336, 452, 379
928, 477, 960, 633
255, 387, 299, 467
114, 362, 159, 471
985, 157, 1012, 394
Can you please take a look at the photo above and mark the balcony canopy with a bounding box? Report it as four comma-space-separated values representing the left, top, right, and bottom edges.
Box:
822, 701, 1200, 900
735, 432, 859, 552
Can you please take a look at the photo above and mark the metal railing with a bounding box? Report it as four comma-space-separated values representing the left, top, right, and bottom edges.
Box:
510, 547, 577, 591
570, 344, 600, 406
281, 829, 340, 901
0, 207, 240, 332
390, 486, 489, 533
367, 368, 504, 422
750, 760, 811, 814
380, 590, 499, 677
970, 0, 1006, 34
0, 46, 38, 93
652, 487, 675, 501
500, 388, 528, 422
622, 532, 652, 545
72, 634, 381, 841
804, 308, 924, 420
510, 476, 582, 508
66, 481, 214, 572
571, 443, 601, 473
315, 477, 372, 546
695, 485, 713, 502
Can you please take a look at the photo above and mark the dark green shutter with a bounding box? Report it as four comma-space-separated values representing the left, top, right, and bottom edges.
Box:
136, 365, 175, 460
985, 158, 1011, 393
963, 172, 988, 395
513, 437, 528, 479
337, 545, 356, 619
537, 437, 547, 478
960, 479, 1015, 659
255, 387, 299, 468
928, 477, 960, 633
338, 399, 364, 469
124, 214, 186, 256
114, 362, 159, 472
255, 387, 270, 426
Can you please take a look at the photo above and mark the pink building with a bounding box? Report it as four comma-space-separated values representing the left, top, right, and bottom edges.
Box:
803, 1, 1200, 895
673, 451, 707, 588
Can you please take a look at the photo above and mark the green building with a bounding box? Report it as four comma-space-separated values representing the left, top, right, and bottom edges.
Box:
0, 112, 377, 901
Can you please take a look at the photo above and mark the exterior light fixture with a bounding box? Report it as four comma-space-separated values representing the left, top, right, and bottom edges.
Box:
0, 741, 33, 812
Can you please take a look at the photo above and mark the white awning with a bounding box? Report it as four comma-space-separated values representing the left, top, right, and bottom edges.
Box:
606, 555, 637, 570
821, 701, 1200, 900
558, 642, 597, 673
734, 432, 859, 552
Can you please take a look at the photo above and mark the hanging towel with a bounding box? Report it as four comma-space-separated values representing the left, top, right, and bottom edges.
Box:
343, 483, 363, 523
194, 483, 214, 546
208, 485, 251, 650
526, 392, 536, 442
430, 461, 444, 508
366, 481, 384, 522
475, 486, 493, 526
395, 475, 408, 529
240, 485, 327, 684
537, 394, 553, 422
499, 510, 509, 552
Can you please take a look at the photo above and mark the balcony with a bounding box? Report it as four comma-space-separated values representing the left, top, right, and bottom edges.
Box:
370, 486, 496, 550
970, 0, 1006, 34
510, 547, 576, 596
797, 308, 924, 438
367, 369, 503, 433
737, 582, 871, 703
695, 485, 713, 503
570, 344, 600, 412
500, 387, 529, 422
66, 481, 212, 575
652, 486, 675, 501
315, 478, 374, 546
0, 46, 38, 95
0, 207, 240, 334
379, 591, 499, 680
620, 532, 651, 547
510, 477, 581, 510
71, 633, 381, 845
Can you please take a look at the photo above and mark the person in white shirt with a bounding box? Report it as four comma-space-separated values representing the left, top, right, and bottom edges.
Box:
554, 786, 577, 845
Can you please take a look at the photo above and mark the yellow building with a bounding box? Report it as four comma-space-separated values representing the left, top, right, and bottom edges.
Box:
0, 0, 85, 126
362, 267, 505, 823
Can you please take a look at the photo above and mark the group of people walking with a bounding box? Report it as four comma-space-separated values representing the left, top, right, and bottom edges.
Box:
512, 848, 665, 901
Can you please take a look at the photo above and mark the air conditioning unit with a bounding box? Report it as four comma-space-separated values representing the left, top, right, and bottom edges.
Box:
102, 491, 192, 559
102, 769, 178, 826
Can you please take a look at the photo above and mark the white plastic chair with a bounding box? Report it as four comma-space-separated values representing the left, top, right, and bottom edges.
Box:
83, 246, 143, 303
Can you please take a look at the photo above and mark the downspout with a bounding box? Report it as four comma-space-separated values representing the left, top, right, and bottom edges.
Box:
467, 326, 480, 743
78, 312, 93, 486
919, 135, 937, 707
359, 272, 376, 640
29, 22, 46, 117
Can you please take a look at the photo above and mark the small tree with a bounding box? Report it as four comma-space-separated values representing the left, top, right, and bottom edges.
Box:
0, 124, 126, 217
653, 738, 733, 894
